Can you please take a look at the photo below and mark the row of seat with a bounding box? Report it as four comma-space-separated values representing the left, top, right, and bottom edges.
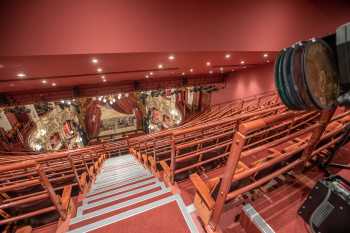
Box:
128, 91, 281, 182
190, 109, 350, 228
128, 92, 350, 230
0, 140, 128, 231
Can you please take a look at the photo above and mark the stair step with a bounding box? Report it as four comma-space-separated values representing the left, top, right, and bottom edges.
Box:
70, 189, 172, 229
81, 182, 165, 212
88, 176, 155, 197
86, 178, 159, 203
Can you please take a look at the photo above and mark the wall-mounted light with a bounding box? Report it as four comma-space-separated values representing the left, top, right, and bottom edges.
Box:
17, 72, 26, 78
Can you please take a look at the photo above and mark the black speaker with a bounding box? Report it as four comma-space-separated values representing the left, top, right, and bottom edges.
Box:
0, 94, 10, 105
298, 175, 350, 233
73, 86, 80, 97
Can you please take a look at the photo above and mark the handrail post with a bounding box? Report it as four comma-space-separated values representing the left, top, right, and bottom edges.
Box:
68, 154, 84, 192
209, 131, 246, 231
36, 163, 66, 220
170, 134, 176, 184
301, 109, 336, 162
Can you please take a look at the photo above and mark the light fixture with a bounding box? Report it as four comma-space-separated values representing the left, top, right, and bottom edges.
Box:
101, 75, 105, 79
67, 100, 72, 105
168, 55, 175, 60
118, 93, 122, 99
97, 68, 103, 73
91, 58, 99, 64
34, 144, 42, 151
232, 69, 235, 72
267, 60, 270, 63
98, 96, 103, 101
225, 54, 231, 59
60, 100, 65, 103
240, 60, 245, 64
209, 70, 213, 74
52, 83, 56, 87
103, 98, 107, 103
102, 79, 107, 82
158, 64, 163, 69
41, 80, 47, 84
145, 74, 149, 78
189, 68, 194, 73
125, 93, 129, 97
182, 72, 185, 76
263, 53, 268, 58
112, 98, 116, 103
149, 72, 154, 76
206, 61, 211, 66
220, 67, 224, 72
17, 72, 26, 78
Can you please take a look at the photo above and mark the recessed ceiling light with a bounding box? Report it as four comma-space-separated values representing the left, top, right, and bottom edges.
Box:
220, 67, 224, 72
17, 72, 26, 78
102, 79, 107, 82
91, 58, 99, 64
149, 72, 154, 76
101, 75, 105, 79
97, 68, 103, 73
145, 74, 149, 78
168, 55, 175, 60
209, 70, 213, 74
225, 54, 231, 59
189, 68, 194, 73
263, 53, 268, 58
243, 66, 247, 69
182, 72, 185, 76
240, 60, 245, 64
267, 60, 270, 63
42, 80, 47, 84
52, 83, 56, 87
206, 61, 211, 66
158, 64, 163, 69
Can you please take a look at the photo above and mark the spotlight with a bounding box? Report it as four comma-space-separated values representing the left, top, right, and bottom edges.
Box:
17, 72, 26, 78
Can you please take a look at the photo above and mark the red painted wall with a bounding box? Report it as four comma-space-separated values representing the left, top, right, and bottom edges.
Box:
211, 63, 275, 105
1, 0, 349, 56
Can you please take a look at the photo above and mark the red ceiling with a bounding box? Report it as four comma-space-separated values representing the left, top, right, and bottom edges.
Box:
1, 0, 350, 56
0, 0, 349, 103
0, 51, 275, 93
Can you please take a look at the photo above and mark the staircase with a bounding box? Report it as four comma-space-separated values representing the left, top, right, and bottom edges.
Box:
68, 154, 199, 233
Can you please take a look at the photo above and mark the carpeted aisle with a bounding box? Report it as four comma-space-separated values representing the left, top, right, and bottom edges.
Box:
68, 154, 198, 233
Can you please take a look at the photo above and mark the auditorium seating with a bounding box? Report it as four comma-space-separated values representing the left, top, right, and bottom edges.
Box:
0, 141, 128, 231
189, 108, 350, 228
1, 90, 350, 232
128, 91, 281, 177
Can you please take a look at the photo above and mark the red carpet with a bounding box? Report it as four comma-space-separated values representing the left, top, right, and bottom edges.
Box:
89, 201, 191, 233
